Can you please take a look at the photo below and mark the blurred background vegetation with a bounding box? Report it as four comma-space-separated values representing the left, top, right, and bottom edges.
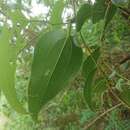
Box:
1, 0, 130, 130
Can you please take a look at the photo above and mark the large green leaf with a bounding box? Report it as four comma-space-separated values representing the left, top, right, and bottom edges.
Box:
0, 27, 26, 114
28, 30, 82, 119
76, 4, 92, 32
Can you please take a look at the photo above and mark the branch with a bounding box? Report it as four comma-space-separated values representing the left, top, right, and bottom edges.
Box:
28, 19, 71, 25
83, 103, 122, 130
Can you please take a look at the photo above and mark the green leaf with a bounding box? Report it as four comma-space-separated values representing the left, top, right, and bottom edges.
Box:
82, 48, 100, 109
82, 48, 100, 77
104, 4, 117, 31
76, 0, 116, 30
92, 0, 106, 23
101, 4, 117, 40
28, 30, 82, 119
76, 4, 92, 32
0, 27, 26, 114
84, 69, 96, 109
50, 0, 64, 27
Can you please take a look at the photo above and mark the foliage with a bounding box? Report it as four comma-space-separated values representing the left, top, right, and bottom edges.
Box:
1, 0, 130, 130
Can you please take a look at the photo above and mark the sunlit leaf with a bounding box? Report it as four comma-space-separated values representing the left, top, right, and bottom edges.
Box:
0, 27, 26, 114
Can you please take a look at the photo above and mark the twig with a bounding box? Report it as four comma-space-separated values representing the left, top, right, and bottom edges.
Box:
83, 103, 122, 130
19, 18, 72, 26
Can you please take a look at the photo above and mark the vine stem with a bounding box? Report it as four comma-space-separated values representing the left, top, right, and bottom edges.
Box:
83, 103, 122, 130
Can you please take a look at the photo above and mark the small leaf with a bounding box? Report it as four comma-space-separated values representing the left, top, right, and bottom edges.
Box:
76, 4, 92, 32
28, 30, 82, 119
84, 69, 96, 109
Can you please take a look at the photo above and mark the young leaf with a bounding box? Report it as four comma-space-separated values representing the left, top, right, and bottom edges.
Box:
28, 30, 82, 120
76, 4, 92, 32
0, 27, 26, 114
